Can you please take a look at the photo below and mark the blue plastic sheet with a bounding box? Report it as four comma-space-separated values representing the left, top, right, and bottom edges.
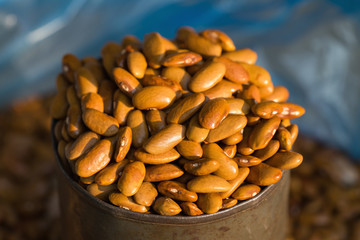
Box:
0, 0, 359, 158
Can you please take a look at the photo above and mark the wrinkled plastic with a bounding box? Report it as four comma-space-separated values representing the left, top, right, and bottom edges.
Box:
0, 0, 359, 158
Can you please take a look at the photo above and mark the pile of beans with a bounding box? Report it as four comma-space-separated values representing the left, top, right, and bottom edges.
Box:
51, 27, 305, 215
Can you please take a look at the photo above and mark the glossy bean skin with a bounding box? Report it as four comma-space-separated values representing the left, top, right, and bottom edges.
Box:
145, 164, 184, 182
113, 127, 132, 162
95, 160, 129, 185
113, 90, 134, 125
66, 131, 100, 161
82, 109, 119, 137
109, 192, 149, 213
153, 197, 182, 216
176, 140, 203, 160
213, 56, 249, 84
127, 51, 147, 79
186, 33, 222, 57
206, 115, 247, 143
127, 110, 149, 148
232, 184, 261, 201
146, 110, 167, 135
198, 98, 230, 129
187, 175, 231, 193
132, 86, 176, 110
197, 193, 222, 214
248, 116, 281, 150
253, 140, 280, 161
234, 155, 262, 167
162, 51, 202, 67
222, 48, 258, 64
262, 86, 289, 102
133, 182, 158, 207
246, 163, 283, 186
189, 62, 226, 93
180, 202, 203, 216
117, 161, 146, 196
157, 181, 198, 202
141, 75, 182, 99
266, 151, 303, 170
134, 148, 180, 165
277, 102, 306, 119
251, 101, 284, 119
220, 167, 250, 199
201, 29, 235, 51
87, 183, 116, 201
184, 158, 220, 176
221, 198, 238, 209
81, 93, 104, 112
113, 68, 143, 97
186, 114, 210, 142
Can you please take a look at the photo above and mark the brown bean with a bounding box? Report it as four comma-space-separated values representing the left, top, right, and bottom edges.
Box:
225, 98, 250, 115
176, 26, 196, 45
252, 101, 284, 119
121, 35, 141, 50
201, 29, 235, 51
180, 202, 203, 216
98, 80, 116, 115
198, 98, 230, 129
133, 182, 158, 207
66, 131, 100, 160
61, 121, 71, 142
101, 42, 123, 77
246, 163, 282, 186
186, 113, 210, 142
237, 127, 254, 155
50, 92, 68, 119
162, 37, 177, 51
145, 110, 167, 135
109, 192, 149, 213
158, 181, 198, 202
117, 161, 145, 196
82, 109, 119, 136
253, 139, 280, 161
141, 74, 182, 99
258, 83, 274, 98
162, 51, 202, 67
234, 155, 262, 167
275, 127, 292, 151
113, 127, 132, 162
145, 164, 184, 182
239, 63, 272, 88
239, 84, 261, 105
57, 140, 67, 162
127, 51, 147, 79
83, 58, 106, 82
186, 32, 222, 57
248, 116, 281, 150
54, 120, 64, 141
184, 158, 220, 176
95, 160, 129, 185
144, 67, 160, 76
81, 92, 104, 112
153, 197, 181, 216
221, 198, 238, 209
189, 62, 226, 92
246, 114, 261, 126
143, 124, 185, 155
87, 183, 116, 201
266, 151, 303, 170
113, 68, 143, 97
187, 175, 231, 193
287, 124, 299, 145
66, 105, 85, 139
75, 139, 112, 177
62, 53, 82, 83
66, 85, 80, 107
277, 102, 306, 119
126, 110, 149, 148
203, 79, 242, 100
143, 32, 166, 69
74, 67, 98, 97
220, 167, 250, 199
197, 193, 222, 214
203, 143, 239, 180
134, 148, 180, 164
113, 90, 134, 125
132, 86, 176, 110
213, 56, 249, 84
262, 86, 289, 102
222, 144, 237, 158
281, 118, 291, 127
222, 131, 243, 145
176, 140, 203, 160
222, 48, 257, 64
161, 67, 191, 91
80, 175, 96, 185
232, 184, 261, 201
206, 115, 247, 142
167, 93, 205, 124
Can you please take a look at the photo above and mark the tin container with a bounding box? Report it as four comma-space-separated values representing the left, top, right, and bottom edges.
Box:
52, 123, 290, 240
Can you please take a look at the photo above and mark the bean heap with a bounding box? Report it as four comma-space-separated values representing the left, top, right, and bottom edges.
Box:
51, 27, 305, 216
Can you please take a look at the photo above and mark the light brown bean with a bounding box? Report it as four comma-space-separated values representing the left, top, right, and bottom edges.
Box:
275, 127, 292, 151
142, 74, 182, 99
203, 79, 242, 100
133, 182, 158, 207
126, 110, 149, 148
74, 67, 98, 98
66, 131, 100, 160
158, 181, 198, 202
251, 101, 284, 119
186, 33, 222, 57
222, 144, 237, 158
66, 105, 85, 139
166, 93, 205, 124
221, 198, 238, 209
232, 184, 261, 201
176, 140, 203, 160
234, 155, 262, 167
153, 197, 181, 216
113, 127, 132, 162
287, 124, 299, 145
253, 139, 280, 161
237, 127, 254, 155
161, 67, 191, 91
186, 114, 210, 142
134, 148, 180, 164
239, 63, 272, 88
246, 163, 282, 186
95, 160, 129, 185
127, 51, 147, 79
262, 86, 289, 102
180, 202, 203, 216
143, 124, 185, 155
81, 92, 104, 112
213, 56, 249, 84
265, 151, 303, 170
162, 51, 202, 67
87, 183, 116, 201
113, 90, 134, 125
197, 193, 222, 214
222, 48, 257, 64
248, 116, 281, 150
145, 164, 184, 182
187, 175, 231, 193
206, 115, 247, 143
82, 108, 119, 136
225, 98, 250, 115
198, 98, 230, 129
143, 32, 166, 69
189, 62, 226, 92
184, 158, 220, 176
201, 29, 235, 51
62, 53, 82, 83
221, 131, 243, 145
113, 68, 143, 97
277, 102, 306, 119
75, 139, 112, 177
98, 80, 116, 115
132, 86, 176, 110
117, 161, 145, 196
